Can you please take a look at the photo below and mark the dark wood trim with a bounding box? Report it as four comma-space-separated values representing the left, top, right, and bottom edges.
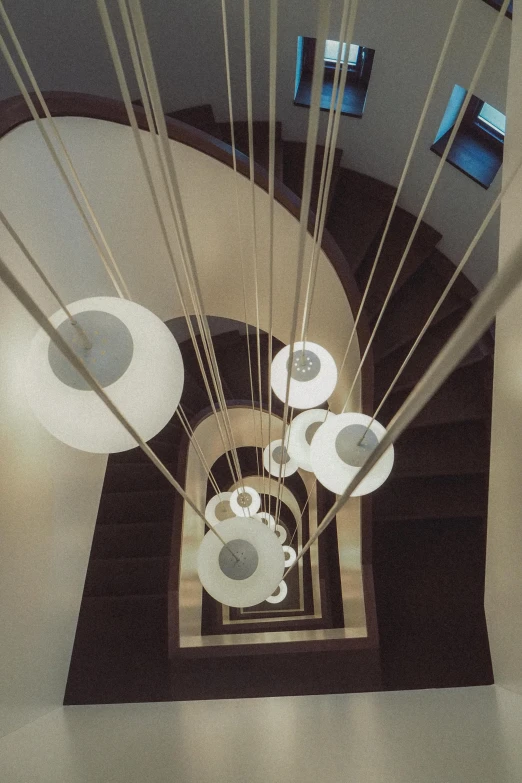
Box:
480, 0, 513, 19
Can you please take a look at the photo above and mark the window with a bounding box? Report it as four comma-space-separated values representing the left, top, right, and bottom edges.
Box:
431, 85, 505, 189
477, 102, 506, 139
324, 40, 359, 66
294, 36, 375, 119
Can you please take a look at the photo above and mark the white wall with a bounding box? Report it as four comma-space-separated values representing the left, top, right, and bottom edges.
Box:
485, 0, 522, 696
1, 687, 522, 782
0, 0, 512, 288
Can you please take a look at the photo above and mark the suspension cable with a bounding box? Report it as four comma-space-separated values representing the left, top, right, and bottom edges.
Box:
288, 229, 522, 576
98, 0, 239, 489
0, 1, 131, 299
0, 256, 238, 558
274, 0, 331, 528
341, 0, 510, 408
220, 0, 262, 492
126, 0, 246, 492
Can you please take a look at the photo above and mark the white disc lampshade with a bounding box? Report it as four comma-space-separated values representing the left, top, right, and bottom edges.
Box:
263, 439, 298, 477
310, 412, 394, 496
197, 516, 285, 607
24, 297, 184, 453
270, 340, 338, 410
205, 492, 234, 527
285, 408, 336, 472
265, 580, 288, 604
257, 511, 276, 531
229, 485, 261, 517
282, 545, 297, 567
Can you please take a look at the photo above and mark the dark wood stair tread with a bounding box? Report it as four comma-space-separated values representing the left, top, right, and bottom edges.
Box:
217, 120, 283, 179
91, 522, 172, 560
373, 474, 488, 521
356, 207, 442, 319
282, 140, 342, 219
377, 359, 491, 428
326, 186, 392, 274
372, 255, 468, 361
394, 420, 489, 477
84, 556, 170, 597
166, 104, 223, 140
374, 308, 493, 398
97, 489, 175, 526
102, 461, 177, 493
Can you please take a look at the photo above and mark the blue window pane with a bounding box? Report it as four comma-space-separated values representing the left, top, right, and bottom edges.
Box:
478, 102, 506, 135
324, 40, 359, 65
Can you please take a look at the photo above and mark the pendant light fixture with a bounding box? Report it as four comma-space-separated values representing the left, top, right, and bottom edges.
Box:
265, 580, 288, 604
310, 412, 394, 496
285, 408, 336, 471
205, 492, 234, 527
197, 516, 285, 607
270, 341, 338, 410
229, 485, 262, 517
24, 296, 184, 453
263, 439, 298, 477
257, 511, 276, 531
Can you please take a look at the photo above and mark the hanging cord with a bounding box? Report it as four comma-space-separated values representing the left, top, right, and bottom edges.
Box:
97, 0, 239, 491
266, 0, 278, 520
300, 0, 355, 347
243, 0, 268, 504
357, 155, 522, 442
337, 0, 466, 382
0, 209, 91, 350
0, 256, 239, 559
0, 2, 130, 299
273, 0, 331, 529
125, 0, 246, 492
220, 0, 262, 490
176, 405, 221, 496
127, 0, 246, 495
340, 0, 510, 408
286, 230, 522, 576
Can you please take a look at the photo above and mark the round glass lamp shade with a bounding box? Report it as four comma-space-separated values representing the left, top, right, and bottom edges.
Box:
310, 412, 394, 496
205, 492, 234, 527
229, 486, 261, 518
265, 580, 288, 604
285, 408, 336, 472
197, 516, 285, 607
270, 341, 338, 410
257, 511, 276, 531
25, 297, 184, 453
263, 439, 298, 477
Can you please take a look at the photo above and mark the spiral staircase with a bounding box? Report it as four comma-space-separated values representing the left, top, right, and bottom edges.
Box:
64, 103, 494, 704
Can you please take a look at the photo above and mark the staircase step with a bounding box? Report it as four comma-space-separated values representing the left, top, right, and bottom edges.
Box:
372, 256, 468, 361
394, 421, 489, 477
356, 208, 442, 319
373, 474, 488, 521
64, 593, 169, 705
91, 522, 172, 560
326, 186, 392, 274
429, 249, 478, 302
217, 120, 283, 179
102, 462, 177, 493
372, 515, 491, 689
282, 140, 342, 219
166, 104, 223, 140
374, 308, 493, 398
334, 167, 397, 206
84, 556, 170, 597
111, 439, 178, 465
97, 489, 175, 526
377, 359, 491, 428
